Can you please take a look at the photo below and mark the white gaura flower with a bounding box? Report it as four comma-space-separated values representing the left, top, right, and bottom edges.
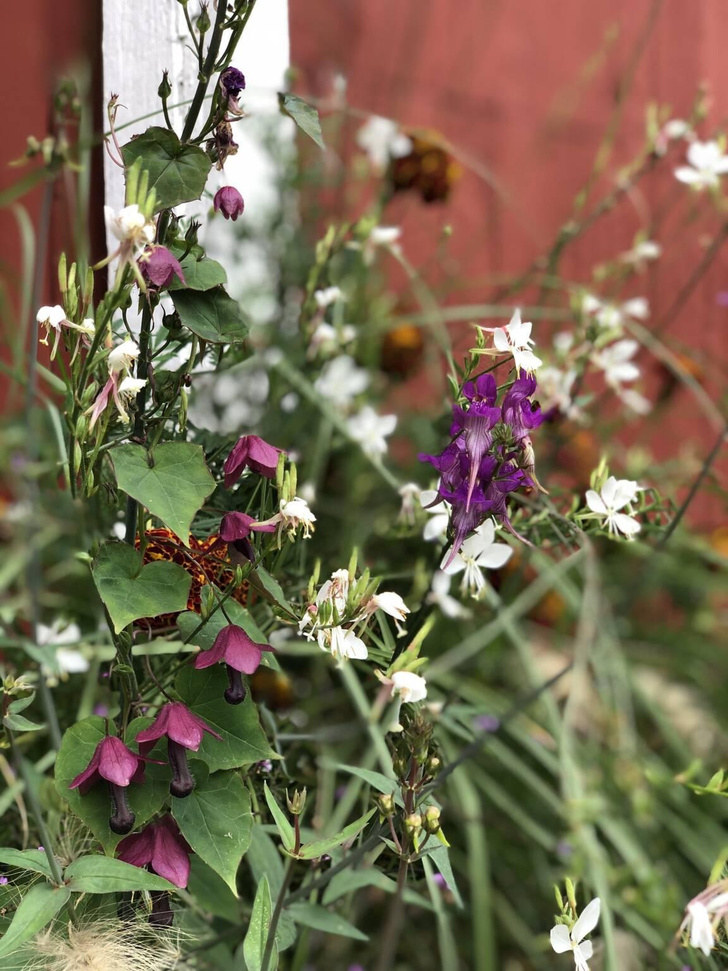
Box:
115, 377, 147, 423
591, 339, 641, 389
550, 897, 601, 971
108, 339, 140, 375
314, 286, 344, 310
675, 140, 728, 190
441, 519, 513, 597
320, 625, 368, 661
364, 591, 410, 635
679, 891, 728, 956
357, 225, 403, 264
492, 309, 542, 373
356, 115, 412, 171
426, 571, 471, 619
582, 294, 649, 331
420, 488, 449, 542
617, 386, 651, 415
278, 497, 317, 538
105, 203, 155, 249
391, 670, 427, 703
79, 318, 96, 337
620, 239, 661, 266
37, 305, 67, 342
314, 355, 369, 407
398, 482, 421, 525
38, 622, 88, 681
309, 322, 357, 357
538, 366, 580, 420
585, 476, 642, 538
346, 406, 397, 459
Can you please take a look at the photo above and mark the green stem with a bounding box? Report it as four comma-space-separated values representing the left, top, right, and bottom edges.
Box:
373, 855, 409, 971
10, 739, 65, 889
180, 0, 229, 142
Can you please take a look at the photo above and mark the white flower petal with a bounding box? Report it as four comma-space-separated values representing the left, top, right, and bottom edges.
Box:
550, 924, 572, 954
585, 490, 607, 515
474, 543, 513, 570
612, 513, 641, 537
492, 327, 510, 352
572, 898, 601, 942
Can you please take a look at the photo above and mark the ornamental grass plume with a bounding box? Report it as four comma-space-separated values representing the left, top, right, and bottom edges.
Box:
29, 919, 183, 971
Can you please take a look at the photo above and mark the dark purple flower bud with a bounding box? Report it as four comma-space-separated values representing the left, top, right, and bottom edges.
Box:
117, 815, 192, 889
135, 701, 222, 799
224, 434, 285, 487
220, 67, 246, 101
69, 735, 160, 836
139, 245, 186, 289
213, 186, 245, 221
194, 624, 273, 705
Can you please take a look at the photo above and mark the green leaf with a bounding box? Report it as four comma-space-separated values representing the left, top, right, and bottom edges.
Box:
322, 868, 433, 910
286, 902, 368, 941
0, 848, 52, 880
243, 875, 273, 971
91, 543, 191, 634
298, 808, 375, 860
172, 772, 252, 895
175, 666, 277, 771
249, 566, 293, 615
7, 696, 35, 715
168, 254, 227, 292
111, 442, 215, 545
333, 763, 400, 801
55, 716, 168, 853
121, 127, 211, 213
65, 856, 176, 894
187, 856, 240, 922
171, 287, 249, 344
3, 713, 44, 733
0, 883, 71, 958
278, 94, 325, 150
263, 783, 294, 852
177, 599, 270, 656
422, 842, 463, 909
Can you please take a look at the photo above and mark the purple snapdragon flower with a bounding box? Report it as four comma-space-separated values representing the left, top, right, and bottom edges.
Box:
68, 736, 162, 835
135, 702, 221, 798
193, 624, 273, 705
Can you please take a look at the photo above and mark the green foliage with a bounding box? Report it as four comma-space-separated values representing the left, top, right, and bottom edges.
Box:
287, 902, 369, 941
171, 287, 250, 343
64, 856, 176, 893
278, 93, 325, 150
121, 127, 211, 212
297, 808, 375, 860
0, 883, 71, 959
91, 542, 192, 633
175, 666, 278, 771
243, 875, 274, 971
172, 771, 252, 894
168, 254, 227, 291
111, 442, 216, 545
0, 849, 53, 880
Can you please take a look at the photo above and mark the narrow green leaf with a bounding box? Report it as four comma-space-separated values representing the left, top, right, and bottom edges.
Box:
121, 126, 211, 212
171, 287, 249, 344
263, 783, 294, 851
3, 713, 44, 733
243, 875, 273, 971
0, 883, 71, 958
91, 543, 191, 634
175, 666, 278, 771
111, 442, 215, 546
0, 849, 52, 880
65, 856, 176, 894
249, 566, 293, 614
298, 808, 375, 860
286, 902, 368, 941
187, 856, 240, 923
172, 772, 252, 895
278, 94, 325, 150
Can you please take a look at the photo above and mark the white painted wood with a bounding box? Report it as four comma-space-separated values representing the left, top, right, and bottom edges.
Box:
102, 0, 291, 284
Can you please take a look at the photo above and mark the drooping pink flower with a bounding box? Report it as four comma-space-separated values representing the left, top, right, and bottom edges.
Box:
135, 702, 222, 798
223, 434, 284, 487
117, 815, 192, 889
194, 624, 273, 705
139, 245, 186, 289
219, 511, 276, 563
214, 186, 245, 221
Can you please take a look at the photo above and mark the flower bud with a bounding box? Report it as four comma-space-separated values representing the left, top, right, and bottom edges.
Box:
403, 813, 422, 839
422, 806, 441, 835
425, 755, 441, 776
286, 787, 307, 816
196, 3, 210, 33
377, 793, 395, 817
158, 70, 172, 101
213, 186, 245, 221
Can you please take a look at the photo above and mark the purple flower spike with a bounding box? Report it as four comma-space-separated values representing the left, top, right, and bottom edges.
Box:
117, 815, 192, 889
139, 245, 186, 289
450, 402, 501, 509
224, 434, 284, 488
194, 624, 273, 705
135, 702, 222, 798
214, 186, 245, 221
69, 736, 160, 836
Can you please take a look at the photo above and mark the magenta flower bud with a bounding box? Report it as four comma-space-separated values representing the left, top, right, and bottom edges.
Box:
139, 245, 186, 289
223, 434, 284, 488
135, 701, 222, 798
219, 511, 277, 563
213, 186, 245, 221
117, 815, 192, 889
68, 735, 159, 836
193, 624, 273, 705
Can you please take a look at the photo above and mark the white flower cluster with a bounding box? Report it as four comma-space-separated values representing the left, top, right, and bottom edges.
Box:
299, 568, 410, 661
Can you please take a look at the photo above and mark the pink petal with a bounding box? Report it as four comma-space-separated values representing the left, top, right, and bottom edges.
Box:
151, 817, 192, 888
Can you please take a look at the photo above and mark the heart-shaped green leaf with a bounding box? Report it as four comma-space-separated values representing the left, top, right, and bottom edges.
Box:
91, 543, 191, 634
55, 716, 169, 853
175, 666, 278, 772
171, 287, 249, 344
168, 254, 227, 291
121, 127, 211, 213
111, 442, 215, 545
172, 771, 252, 895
